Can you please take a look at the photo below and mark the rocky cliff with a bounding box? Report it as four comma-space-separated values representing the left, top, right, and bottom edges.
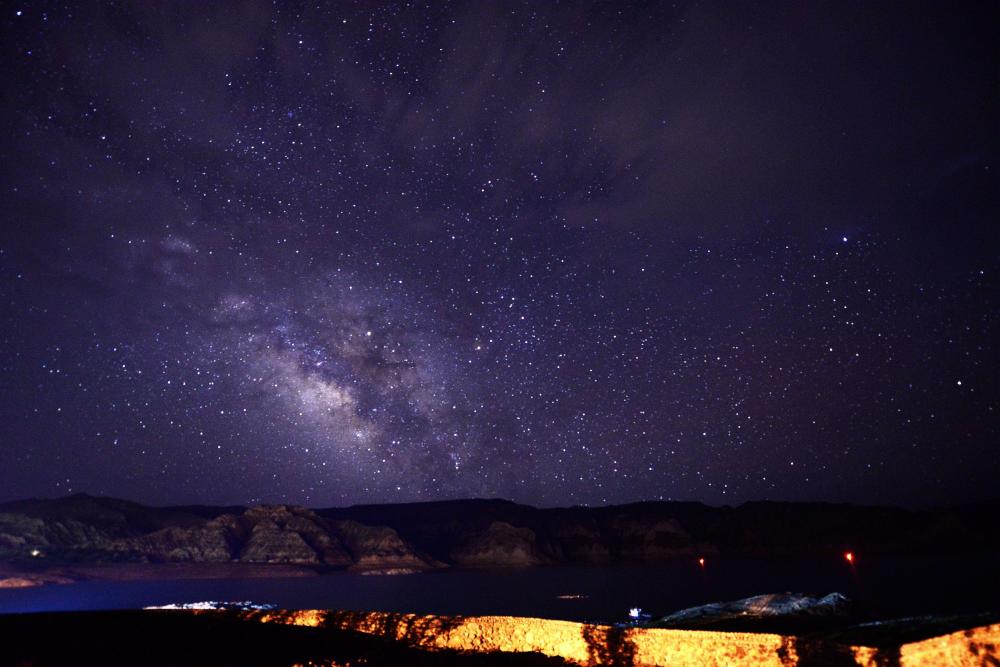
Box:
0, 495, 433, 571
318, 497, 1000, 567
239, 608, 1000, 667
0, 494, 996, 572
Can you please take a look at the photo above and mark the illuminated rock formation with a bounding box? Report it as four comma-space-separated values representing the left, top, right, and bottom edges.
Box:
234, 608, 1000, 667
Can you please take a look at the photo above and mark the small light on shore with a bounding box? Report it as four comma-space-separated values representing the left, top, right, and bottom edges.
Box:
844, 551, 854, 564
29, 548, 41, 557
698, 557, 705, 568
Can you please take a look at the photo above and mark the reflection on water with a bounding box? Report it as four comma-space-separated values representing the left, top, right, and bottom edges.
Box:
0, 556, 996, 622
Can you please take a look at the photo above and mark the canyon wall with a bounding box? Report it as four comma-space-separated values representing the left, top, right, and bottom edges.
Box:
1, 494, 996, 570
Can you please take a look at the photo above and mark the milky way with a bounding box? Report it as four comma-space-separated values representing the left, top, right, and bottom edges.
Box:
1, 2, 996, 507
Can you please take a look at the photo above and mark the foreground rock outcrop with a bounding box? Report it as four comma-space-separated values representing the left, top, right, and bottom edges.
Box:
237, 608, 1000, 666
0, 610, 570, 666
3, 606, 994, 666
652, 592, 851, 629
3, 607, 996, 666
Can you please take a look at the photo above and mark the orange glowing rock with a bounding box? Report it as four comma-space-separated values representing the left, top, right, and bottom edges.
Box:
234, 608, 1000, 666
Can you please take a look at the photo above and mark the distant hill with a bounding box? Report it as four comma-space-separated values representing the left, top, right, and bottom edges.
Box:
1, 494, 997, 572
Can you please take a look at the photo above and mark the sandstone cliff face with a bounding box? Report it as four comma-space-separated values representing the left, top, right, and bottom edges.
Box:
0, 498, 425, 570
451, 521, 547, 567
552, 523, 612, 563
235, 506, 353, 566
240, 521, 320, 564
0, 512, 122, 556
606, 516, 696, 560
333, 520, 435, 571
114, 524, 234, 562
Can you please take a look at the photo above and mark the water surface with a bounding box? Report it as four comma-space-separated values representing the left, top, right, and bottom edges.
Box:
1, 555, 995, 623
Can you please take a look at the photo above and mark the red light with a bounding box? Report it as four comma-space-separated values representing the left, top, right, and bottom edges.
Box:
844, 551, 854, 564
698, 557, 705, 567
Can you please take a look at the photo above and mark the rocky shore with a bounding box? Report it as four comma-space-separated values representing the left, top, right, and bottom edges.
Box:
239, 608, 1000, 666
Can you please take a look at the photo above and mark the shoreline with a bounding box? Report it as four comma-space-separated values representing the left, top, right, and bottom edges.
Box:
0, 561, 324, 588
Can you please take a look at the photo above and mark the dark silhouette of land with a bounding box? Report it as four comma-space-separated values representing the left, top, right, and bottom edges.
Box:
2, 494, 997, 576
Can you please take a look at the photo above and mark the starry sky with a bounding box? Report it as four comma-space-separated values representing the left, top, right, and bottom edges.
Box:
1, 1, 997, 508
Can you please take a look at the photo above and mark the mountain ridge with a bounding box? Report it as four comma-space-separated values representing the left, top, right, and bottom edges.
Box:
1, 494, 997, 577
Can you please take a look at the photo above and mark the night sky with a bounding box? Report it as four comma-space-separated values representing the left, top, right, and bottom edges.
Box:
1, 2, 997, 508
